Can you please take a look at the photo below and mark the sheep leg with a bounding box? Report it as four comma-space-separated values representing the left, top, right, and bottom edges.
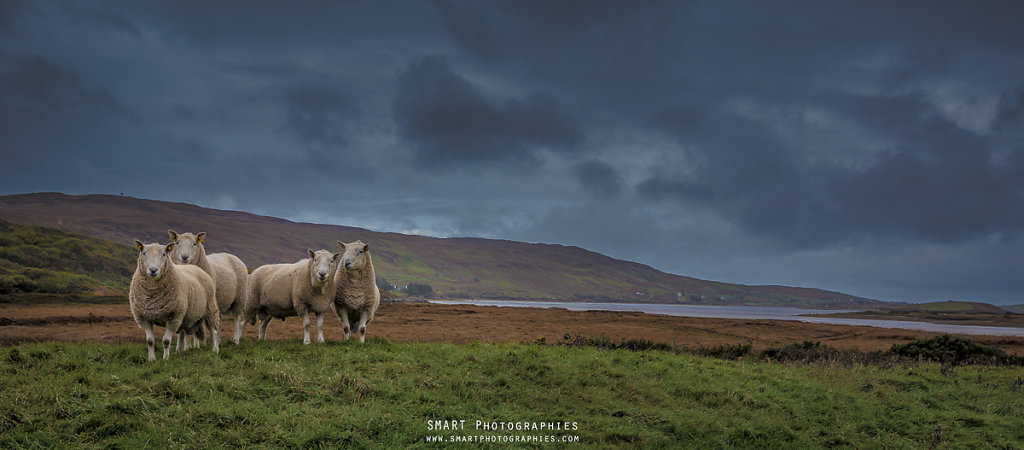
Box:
162, 327, 175, 360
176, 332, 186, 352
258, 318, 270, 340
355, 310, 368, 343
301, 312, 311, 345
142, 321, 156, 362
315, 312, 325, 344
193, 322, 205, 348
208, 319, 220, 354
337, 307, 351, 341
232, 314, 244, 344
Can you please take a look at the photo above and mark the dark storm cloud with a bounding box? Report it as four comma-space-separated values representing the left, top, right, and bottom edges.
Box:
641, 89, 1024, 247
393, 55, 583, 168
0, 52, 118, 112
994, 84, 1024, 132
3, 1, 1024, 303
572, 160, 623, 197
281, 88, 356, 148
61, 3, 142, 37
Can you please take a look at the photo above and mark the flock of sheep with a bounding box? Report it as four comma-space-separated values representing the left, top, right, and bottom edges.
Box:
128, 230, 380, 361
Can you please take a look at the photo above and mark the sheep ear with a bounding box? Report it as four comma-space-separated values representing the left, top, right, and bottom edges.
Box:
307, 248, 315, 259
168, 230, 178, 241
134, 239, 144, 251
197, 232, 206, 243
363, 243, 370, 252
337, 240, 346, 249
332, 252, 340, 263
165, 242, 176, 252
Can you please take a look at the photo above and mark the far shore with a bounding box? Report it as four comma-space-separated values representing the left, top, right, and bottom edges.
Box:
801, 310, 1023, 328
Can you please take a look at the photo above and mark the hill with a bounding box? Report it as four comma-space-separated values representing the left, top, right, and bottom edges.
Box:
885, 301, 1007, 314
1002, 304, 1024, 314
0, 220, 135, 297
0, 192, 883, 307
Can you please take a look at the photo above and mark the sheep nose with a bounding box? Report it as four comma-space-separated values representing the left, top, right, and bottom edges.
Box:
181, 255, 189, 262
318, 271, 327, 279
345, 263, 352, 269
148, 266, 159, 276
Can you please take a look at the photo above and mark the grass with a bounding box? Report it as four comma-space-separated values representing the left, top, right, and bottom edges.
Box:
1, 339, 1023, 448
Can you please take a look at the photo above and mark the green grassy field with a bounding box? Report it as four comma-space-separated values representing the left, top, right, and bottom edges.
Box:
1, 339, 1022, 448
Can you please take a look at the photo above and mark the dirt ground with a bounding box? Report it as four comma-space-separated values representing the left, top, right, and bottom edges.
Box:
2, 302, 1023, 354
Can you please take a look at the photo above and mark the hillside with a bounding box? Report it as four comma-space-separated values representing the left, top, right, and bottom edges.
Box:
0, 193, 883, 307
885, 301, 1008, 314
0, 220, 135, 296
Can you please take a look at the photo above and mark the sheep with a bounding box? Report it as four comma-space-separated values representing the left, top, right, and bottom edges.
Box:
333, 240, 380, 343
243, 249, 339, 344
168, 230, 249, 344
129, 240, 220, 361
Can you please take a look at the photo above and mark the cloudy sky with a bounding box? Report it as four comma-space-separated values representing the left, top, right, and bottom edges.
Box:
2, 1, 1024, 304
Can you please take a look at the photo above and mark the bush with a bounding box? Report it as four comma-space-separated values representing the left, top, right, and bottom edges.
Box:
406, 283, 433, 296
0, 275, 37, 293
889, 334, 1010, 365
691, 344, 754, 360
557, 334, 673, 352
376, 277, 396, 292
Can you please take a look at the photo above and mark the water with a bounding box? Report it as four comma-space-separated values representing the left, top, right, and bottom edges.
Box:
429, 300, 1024, 337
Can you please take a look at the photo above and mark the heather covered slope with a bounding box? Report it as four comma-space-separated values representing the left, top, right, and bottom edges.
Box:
0, 193, 881, 306
0, 220, 135, 296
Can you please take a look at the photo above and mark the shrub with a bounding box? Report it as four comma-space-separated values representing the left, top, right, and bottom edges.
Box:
375, 277, 396, 292
889, 334, 1010, 365
557, 333, 674, 352
406, 283, 433, 296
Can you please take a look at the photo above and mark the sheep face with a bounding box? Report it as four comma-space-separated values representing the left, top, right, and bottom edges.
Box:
337, 240, 370, 270
307, 249, 339, 284
167, 230, 206, 264
135, 240, 175, 279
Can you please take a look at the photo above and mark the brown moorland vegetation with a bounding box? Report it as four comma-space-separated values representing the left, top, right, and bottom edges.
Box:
0, 192, 883, 306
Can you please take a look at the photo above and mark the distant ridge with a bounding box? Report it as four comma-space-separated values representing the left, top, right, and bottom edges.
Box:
0, 192, 885, 307
884, 301, 1008, 314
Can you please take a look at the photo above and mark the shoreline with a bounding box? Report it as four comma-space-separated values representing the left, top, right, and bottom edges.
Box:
429, 299, 1024, 337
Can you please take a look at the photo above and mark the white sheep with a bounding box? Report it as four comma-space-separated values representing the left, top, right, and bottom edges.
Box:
243, 249, 339, 344
129, 240, 220, 361
168, 230, 249, 344
333, 240, 380, 343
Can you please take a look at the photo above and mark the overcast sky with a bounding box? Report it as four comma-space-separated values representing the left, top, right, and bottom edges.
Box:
2, 1, 1024, 304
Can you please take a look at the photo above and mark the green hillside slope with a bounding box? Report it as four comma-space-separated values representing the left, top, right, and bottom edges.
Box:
0, 193, 882, 306
0, 220, 135, 296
